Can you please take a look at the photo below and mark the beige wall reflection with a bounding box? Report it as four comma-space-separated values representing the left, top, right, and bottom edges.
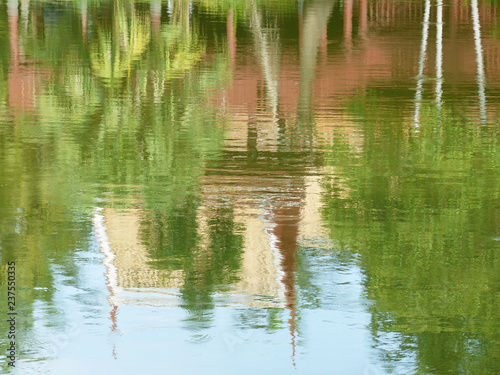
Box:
93, 171, 327, 308
93, 206, 185, 310
103, 208, 185, 290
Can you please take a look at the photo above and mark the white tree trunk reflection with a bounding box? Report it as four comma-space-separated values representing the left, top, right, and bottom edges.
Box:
413, 0, 431, 130
471, 0, 487, 124
248, 1, 281, 121
415, 0, 488, 128
435, 0, 443, 111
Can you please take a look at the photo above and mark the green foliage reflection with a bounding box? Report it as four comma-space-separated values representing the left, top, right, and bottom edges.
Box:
321, 95, 500, 374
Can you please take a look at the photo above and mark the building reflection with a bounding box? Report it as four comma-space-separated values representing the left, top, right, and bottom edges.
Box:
8, 0, 36, 117
92, 174, 325, 301
5, 0, 500, 371
92, 165, 326, 365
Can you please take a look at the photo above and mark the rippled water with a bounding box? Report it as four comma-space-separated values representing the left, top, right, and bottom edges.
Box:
0, 0, 499, 374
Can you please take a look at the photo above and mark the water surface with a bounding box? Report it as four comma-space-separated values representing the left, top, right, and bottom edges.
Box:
0, 0, 499, 374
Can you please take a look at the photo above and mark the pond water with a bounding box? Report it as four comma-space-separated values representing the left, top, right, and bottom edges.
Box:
0, 0, 499, 374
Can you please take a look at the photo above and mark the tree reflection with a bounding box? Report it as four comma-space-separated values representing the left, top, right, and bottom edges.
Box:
321, 97, 500, 373
89, 0, 151, 87
0, 0, 499, 372
296, 0, 334, 149
181, 203, 243, 327
0, 0, 231, 366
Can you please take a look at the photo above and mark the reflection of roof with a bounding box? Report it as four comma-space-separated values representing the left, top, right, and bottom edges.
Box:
8, 10, 37, 113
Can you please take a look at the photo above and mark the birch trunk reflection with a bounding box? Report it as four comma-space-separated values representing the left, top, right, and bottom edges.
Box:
471, 0, 487, 124
297, 0, 334, 148
414, 0, 431, 130
435, 0, 443, 112
248, 1, 281, 120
